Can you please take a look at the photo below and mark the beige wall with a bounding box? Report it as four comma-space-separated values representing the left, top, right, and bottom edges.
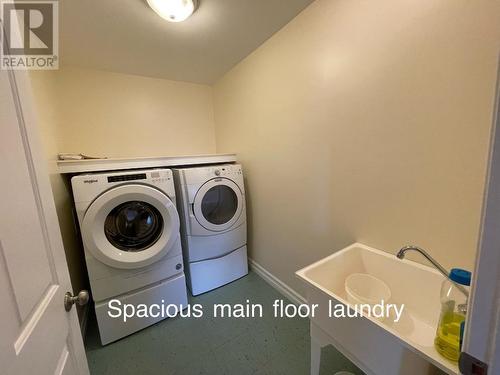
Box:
213, 0, 500, 294
33, 67, 216, 158
29, 68, 217, 325
29, 70, 89, 324
30, 0, 500, 301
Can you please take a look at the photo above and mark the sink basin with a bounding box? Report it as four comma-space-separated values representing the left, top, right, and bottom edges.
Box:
296, 243, 459, 375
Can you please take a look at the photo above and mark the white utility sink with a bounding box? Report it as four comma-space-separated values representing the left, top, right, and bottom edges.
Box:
296, 243, 459, 375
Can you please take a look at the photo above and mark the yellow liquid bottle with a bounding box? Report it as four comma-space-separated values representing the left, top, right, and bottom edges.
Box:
434, 311, 465, 361
434, 269, 470, 363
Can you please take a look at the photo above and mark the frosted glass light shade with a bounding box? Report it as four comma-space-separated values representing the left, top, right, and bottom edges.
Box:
147, 0, 196, 23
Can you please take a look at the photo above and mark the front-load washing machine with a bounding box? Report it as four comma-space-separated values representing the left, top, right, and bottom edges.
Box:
72, 169, 188, 344
173, 164, 248, 295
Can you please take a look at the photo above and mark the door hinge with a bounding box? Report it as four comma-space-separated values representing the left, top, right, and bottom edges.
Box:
459, 352, 488, 375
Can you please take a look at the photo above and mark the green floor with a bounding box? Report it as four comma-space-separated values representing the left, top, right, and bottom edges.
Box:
85, 271, 364, 375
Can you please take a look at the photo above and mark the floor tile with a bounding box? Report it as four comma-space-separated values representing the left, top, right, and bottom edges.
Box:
84, 271, 365, 375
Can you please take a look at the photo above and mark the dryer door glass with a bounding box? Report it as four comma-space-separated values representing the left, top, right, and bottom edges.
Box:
201, 185, 238, 225
104, 201, 163, 251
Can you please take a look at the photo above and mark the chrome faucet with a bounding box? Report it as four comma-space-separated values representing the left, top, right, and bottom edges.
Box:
396, 245, 469, 298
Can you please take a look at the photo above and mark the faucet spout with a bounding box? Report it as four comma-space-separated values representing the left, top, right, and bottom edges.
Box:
396, 245, 469, 298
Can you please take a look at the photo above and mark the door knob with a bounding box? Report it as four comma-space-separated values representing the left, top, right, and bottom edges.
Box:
64, 290, 90, 311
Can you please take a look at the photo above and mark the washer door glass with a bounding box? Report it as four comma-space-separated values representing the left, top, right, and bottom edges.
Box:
104, 201, 163, 251
201, 185, 238, 225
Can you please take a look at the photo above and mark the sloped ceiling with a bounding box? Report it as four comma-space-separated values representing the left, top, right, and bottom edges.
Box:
60, 0, 314, 84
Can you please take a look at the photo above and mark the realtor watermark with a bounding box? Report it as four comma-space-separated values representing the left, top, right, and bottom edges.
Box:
1, 0, 59, 70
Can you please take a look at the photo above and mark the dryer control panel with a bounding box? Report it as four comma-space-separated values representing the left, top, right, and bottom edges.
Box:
177, 164, 243, 185
212, 165, 242, 178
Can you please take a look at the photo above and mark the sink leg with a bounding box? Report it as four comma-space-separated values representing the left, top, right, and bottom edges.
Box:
310, 322, 329, 375
311, 336, 322, 375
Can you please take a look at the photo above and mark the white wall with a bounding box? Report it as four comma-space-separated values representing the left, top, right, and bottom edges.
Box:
213, 0, 500, 294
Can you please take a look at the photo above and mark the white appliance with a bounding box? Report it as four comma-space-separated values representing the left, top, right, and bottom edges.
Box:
173, 164, 248, 295
72, 169, 188, 344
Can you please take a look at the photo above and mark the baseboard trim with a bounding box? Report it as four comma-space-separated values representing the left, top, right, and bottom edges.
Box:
248, 258, 306, 305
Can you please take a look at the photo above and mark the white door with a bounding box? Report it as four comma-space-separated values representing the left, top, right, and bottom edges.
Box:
460, 64, 500, 374
0, 59, 89, 375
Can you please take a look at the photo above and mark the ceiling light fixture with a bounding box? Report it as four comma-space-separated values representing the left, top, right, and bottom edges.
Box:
146, 0, 198, 23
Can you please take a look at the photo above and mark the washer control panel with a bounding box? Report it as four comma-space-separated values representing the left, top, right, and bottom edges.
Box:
149, 170, 172, 184
101, 169, 172, 184
72, 168, 175, 204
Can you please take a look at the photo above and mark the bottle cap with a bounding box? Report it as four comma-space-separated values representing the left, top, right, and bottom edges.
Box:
449, 268, 472, 286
